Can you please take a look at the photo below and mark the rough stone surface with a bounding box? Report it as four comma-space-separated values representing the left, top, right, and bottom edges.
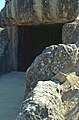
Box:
0, 28, 9, 59
0, 1, 79, 120
16, 73, 79, 120
25, 44, 78, 97
16, 81, 64, 120
6, 26, 18, 70
0, 28, 12, 74
61, 75, 79, 120
53, 72, 79, 90
62, 90, 79, 120
16, 44, 79, 120
0, 0, 78, 26
17, 44, 79, 120
62, 22, 79, 44
0, 26, 18, 73
62, 22, 79, 76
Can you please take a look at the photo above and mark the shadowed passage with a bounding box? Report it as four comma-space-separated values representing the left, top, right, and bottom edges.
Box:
18, 24, 63, 71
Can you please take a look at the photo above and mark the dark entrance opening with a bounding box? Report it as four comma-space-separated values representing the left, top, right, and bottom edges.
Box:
18, 24, 63, 72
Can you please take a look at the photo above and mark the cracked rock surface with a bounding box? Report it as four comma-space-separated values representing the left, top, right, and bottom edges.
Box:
16, 44, 79, 120
25, 44, 78, 97
16, 81, 64, 120
0, 0, 78, 26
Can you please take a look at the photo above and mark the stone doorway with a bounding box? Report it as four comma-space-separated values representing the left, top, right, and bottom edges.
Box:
18, 24, 63, 72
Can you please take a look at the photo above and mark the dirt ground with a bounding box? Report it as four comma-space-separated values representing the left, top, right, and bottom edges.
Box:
0, 71, 26, 120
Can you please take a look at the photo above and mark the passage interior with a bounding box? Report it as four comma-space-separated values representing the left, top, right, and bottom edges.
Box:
18, 24, 63, 71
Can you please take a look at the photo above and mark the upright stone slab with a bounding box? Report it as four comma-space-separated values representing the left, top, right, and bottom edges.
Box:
62, 21, 79, 76
0, 25, 18, 74
62, 22, 79, 44
62, 0, 79, 45
0, 28, 12, 74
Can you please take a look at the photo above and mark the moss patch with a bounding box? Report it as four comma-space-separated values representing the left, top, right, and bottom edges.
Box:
0, 28, 4, 32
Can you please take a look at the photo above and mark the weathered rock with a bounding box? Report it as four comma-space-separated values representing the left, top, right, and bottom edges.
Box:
62, 22, 79, 76
16, 81, 64, 120
25, 44, 78, 97
62, 22, 79, 44
52, 72, 79, 90
17, 73, 79, 120
0, 0, 78, 26
0, 28, 12, 74
53, 71, 79, 120
0, 27, 17, 74
0, 28, 9, 59
16, 44, 79, 120
62, 90, 79, 120
51, 44, 78, 74
74, 58, 79, 76
52, 72, 67, 83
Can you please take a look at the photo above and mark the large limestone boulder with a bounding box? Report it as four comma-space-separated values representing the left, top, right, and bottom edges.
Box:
16, 81, 64, 120
0, 0, 78, 26
16, 73, 79, 120
25, 44, 78, 97
16, 44, 79, 120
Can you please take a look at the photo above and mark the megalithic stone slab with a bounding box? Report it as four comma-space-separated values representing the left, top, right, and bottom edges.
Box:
0, 0, 78, 26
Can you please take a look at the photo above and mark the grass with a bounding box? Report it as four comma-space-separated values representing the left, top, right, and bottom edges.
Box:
0, 27, 4, 32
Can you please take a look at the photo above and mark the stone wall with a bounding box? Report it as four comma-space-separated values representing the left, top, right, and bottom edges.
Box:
0, 26, 18, 74
7, 26, 18, 70
0, 28, 11, 74
0, 0, 78, 73
0, 1, 79, 119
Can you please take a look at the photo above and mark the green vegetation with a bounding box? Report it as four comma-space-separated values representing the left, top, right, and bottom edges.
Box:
0, 27, 4, 32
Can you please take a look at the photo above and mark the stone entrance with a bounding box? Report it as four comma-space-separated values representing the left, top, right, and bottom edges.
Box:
18, 24, 63, 71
